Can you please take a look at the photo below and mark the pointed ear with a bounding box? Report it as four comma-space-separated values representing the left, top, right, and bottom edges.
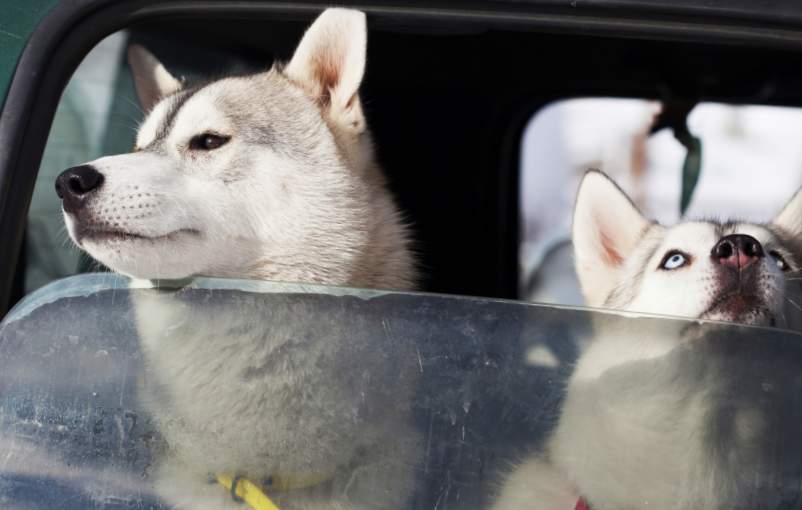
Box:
283, 8, 367, 132
572, 171, 652, 306
773, 186, 802, 236
127, 45, 182, 113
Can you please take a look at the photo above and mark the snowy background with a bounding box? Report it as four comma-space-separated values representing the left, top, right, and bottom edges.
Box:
521, 98, 802, 304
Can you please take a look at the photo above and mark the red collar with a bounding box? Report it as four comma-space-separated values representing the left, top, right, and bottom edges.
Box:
575, 498, 590, 510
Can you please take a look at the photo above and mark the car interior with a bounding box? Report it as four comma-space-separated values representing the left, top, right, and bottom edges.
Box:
5, 3, 802, 509
13, 6, 802, 309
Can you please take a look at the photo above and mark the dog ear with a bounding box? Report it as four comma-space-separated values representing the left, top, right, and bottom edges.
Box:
773, 186, 802, 236
128, 45, 182, 113
572, 170, 651, 307
283, 8, 367, 133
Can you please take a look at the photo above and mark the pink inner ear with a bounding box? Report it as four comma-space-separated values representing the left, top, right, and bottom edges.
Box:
599, 230, 624, 266
312, 47, 344, 102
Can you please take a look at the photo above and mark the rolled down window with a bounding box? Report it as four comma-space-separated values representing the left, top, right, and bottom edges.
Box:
2, 274, 802, 508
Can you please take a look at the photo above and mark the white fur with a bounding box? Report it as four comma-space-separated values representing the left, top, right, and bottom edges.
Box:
572, 170, 651, 307
572, 171, 795, 325
284, 8, 367, 132
132, 288, 419, 510
65, 12, 415, 291
495, 171, 802, 510
61, 9, 419, 509
136, 95, 175, 148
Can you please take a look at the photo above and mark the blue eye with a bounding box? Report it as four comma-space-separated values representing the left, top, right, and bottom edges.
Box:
661, 251, 688, 270
769, 250, 790, 272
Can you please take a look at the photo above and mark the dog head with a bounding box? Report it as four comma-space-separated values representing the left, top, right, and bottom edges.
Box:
573, 170, 802, 328
55, 9, 412, 287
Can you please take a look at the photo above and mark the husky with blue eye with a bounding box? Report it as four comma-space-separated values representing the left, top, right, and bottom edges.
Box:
55, 8, 420, 510
494, 170, 802, 510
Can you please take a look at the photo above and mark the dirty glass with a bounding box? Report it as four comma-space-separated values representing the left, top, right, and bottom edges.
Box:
2, 274, 802, 509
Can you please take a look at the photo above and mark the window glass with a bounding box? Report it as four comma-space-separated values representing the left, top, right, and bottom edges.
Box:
520, 98, 802, 303
2, 274, 802, 508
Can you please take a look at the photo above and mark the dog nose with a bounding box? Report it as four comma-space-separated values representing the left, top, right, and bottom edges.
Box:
55, 165, 104, 213
712, 234, 764, 270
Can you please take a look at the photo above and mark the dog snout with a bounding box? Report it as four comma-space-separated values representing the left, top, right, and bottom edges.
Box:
712, 234, 764, 271
55, 165, 104, 213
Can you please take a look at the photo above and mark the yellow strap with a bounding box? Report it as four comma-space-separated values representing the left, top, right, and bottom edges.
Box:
216, 472, 332, 510
216, 474, 280, 510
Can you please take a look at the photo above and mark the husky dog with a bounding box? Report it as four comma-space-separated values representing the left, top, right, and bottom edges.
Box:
56, 10, 414, 291
494, 170, 802, 510
55, 9, 419, 509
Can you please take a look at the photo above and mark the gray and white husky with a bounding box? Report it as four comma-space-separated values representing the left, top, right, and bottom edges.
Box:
56, 8, 419, 510
495, 170, 802, 510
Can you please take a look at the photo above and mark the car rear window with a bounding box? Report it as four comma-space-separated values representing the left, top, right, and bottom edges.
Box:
520, 98, 802, 304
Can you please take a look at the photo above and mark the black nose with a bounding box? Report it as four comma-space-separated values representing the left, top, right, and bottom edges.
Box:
55, 165, 104, 213
712, 234, 764, 270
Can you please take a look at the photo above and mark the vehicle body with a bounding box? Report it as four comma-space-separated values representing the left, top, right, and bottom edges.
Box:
5, 1, 802, 509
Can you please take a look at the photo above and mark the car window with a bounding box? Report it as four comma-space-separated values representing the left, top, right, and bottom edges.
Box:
25, 32, 133, 293
2, 273, 802, 508
520, 98, 802, 304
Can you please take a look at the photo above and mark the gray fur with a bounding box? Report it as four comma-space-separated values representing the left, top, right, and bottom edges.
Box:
495, 171, 802, 510
60, 8, 420, 509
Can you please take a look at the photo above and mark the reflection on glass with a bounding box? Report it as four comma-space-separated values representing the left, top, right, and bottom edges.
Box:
496, 314, 802, 510
2, 275, 802, 509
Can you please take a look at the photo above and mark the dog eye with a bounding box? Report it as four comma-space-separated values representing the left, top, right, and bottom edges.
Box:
189, 133, 230, 151
769, 250, 790, 272
660, 251, 689, 270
